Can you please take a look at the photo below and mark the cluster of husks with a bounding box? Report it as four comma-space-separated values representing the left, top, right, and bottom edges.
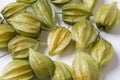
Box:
0, 0, 57, 79
71, 1, 119, 80
0, 0, 119, 80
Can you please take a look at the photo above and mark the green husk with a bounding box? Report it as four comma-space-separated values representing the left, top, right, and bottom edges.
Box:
62, 3, 92, 24
47, 27, 72, 56
72, 51, 99, 80
82, 0, 98, 10
95, 2, 120, 31
8, 36, 40, 59
29, 48, 55, 79
8, 13, 41, 38
17, 0, 36, 4
1, 2, 29, 19
32, 0, 55, 29
0, 24, 15, 48
52, 61, 73, 80
0, 60, 34, 80
51, 0, 71, 4
90, 38, 114, 67
72, 18, 97, 50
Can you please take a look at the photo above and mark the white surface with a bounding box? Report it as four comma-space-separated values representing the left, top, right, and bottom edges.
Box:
0, 0, 120, 80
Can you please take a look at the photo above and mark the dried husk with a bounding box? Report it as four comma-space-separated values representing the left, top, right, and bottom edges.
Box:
29, 48, 55, 79
90, 38, 114, 67
0, 24, 15, 48
1, 2, 29, 19
51, 0, 71, 4
47, 27, 72, 56
72, 51, 99, 80
32, 0, 55, 29
17, 0, 36, 4
82, 0, 98, 11
8, 36, 40, 59
8, 13, 41, 38
72, 18, 97, 50
62, 3, 92, 24
52, 61, 73, 80
0, 60, 34, 80
95, 2, 120, 31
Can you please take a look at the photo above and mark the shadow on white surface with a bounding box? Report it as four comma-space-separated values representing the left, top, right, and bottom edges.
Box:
39, 31, 49, 42
0, 54, 12, 75
37, 42, 48, 55
95, 0, 105, 12
109, 23, 120, 35
0, 48, 9, 58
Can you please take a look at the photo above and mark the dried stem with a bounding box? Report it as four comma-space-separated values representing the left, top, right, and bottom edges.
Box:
0, 53, 9, 59
96, 26, 104, 41
1, 19, 4, 24
0, 12, 5, 24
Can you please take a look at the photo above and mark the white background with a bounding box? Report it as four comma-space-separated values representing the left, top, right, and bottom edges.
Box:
0, 0, 120, 80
